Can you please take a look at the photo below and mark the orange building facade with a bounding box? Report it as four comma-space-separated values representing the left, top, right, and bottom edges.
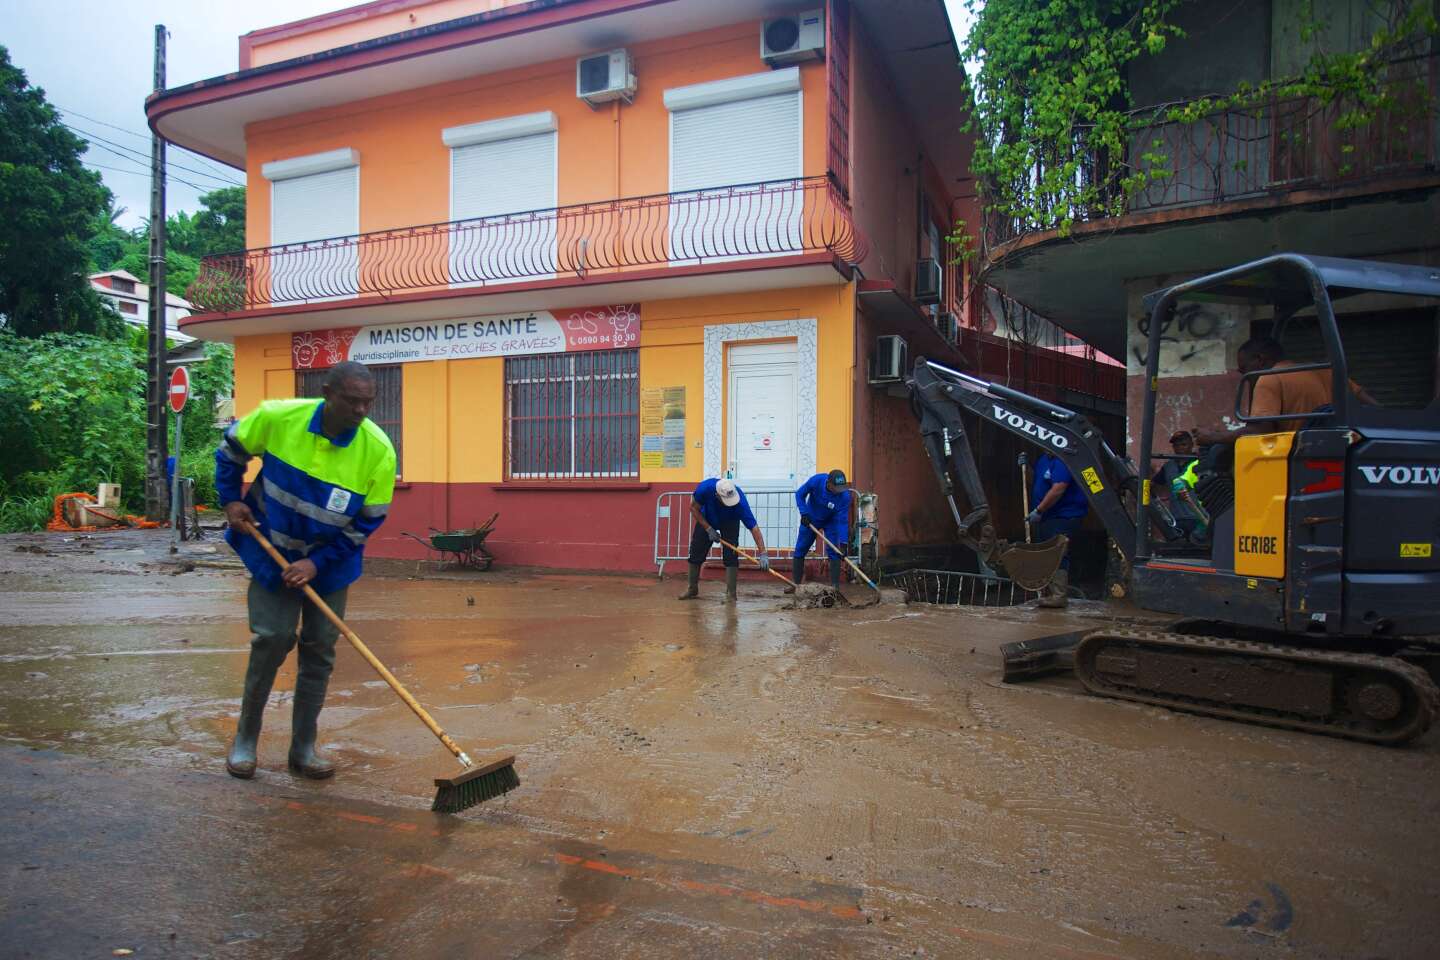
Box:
149, 0, 987, 572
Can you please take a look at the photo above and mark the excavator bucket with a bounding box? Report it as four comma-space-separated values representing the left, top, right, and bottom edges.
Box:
994, 535, 1068, 592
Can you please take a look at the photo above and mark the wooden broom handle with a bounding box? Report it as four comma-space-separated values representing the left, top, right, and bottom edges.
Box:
715, 535, 797, 587
807, 522, 879, 591
242, 522, 472, 767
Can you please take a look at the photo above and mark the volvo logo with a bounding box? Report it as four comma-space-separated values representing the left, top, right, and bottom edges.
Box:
1358, 465, 1440, 486
990, 404, 1069, 450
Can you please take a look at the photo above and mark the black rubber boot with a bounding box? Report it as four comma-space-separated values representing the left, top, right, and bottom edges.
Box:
678, 563, 701, 600
724, 567, 738, 601
829, 557, 842, 589
226, 656, 278, 780
784, 556, 803, 594
288, 695, 335, 780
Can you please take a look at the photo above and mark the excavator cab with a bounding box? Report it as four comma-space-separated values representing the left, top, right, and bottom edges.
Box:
1133, 255, 1440, 642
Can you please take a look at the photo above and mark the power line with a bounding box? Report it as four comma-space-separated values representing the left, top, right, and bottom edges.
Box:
81, 142, 234, 192
56, 104, 242, 182
83, 160, 229, 195
66, 123, 243, 187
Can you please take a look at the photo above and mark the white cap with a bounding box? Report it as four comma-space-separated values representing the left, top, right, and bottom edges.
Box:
715, 478, 740, 506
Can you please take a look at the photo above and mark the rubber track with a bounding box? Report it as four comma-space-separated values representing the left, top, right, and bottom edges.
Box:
1074, 628, 1440, 745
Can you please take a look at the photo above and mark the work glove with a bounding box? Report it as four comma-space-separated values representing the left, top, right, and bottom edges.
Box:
708, 527, 722, 544
799, 513, 813, 528
756, 554, 770, 572
1026, 510, 1042, 526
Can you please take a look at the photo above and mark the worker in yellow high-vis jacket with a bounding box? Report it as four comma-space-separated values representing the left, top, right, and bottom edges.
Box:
215, 361, 396, 781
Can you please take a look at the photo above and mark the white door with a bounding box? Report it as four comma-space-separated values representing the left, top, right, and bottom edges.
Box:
727, 341, 800, 548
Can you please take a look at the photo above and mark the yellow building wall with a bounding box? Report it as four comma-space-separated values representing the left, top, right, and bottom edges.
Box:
231, 283, 855, 487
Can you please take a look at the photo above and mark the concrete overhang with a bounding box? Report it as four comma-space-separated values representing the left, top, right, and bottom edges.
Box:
849, 0, 970, 183
981, 178, 1440, 360
178, 253, 849, 342
147, 0, 840, 169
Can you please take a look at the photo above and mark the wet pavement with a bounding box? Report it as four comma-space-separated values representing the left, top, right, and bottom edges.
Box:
1, 529, 1438, 959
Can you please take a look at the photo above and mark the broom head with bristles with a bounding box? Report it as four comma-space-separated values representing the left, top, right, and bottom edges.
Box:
432, 755, 519, 813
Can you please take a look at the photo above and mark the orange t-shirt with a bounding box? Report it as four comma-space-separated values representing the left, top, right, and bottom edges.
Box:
1249, 361, 1360, 430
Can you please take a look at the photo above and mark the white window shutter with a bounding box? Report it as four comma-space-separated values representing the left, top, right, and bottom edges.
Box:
450, 131, 557, 283
669, 91, 802, 262
270, 165, 359, 302
671, 92, 800, 192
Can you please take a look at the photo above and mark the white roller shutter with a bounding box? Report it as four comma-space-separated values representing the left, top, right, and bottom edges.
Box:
668, 87, 801, 263
671, 92, 801, 192
450, 131, 557, 284
269, 164, 359, 302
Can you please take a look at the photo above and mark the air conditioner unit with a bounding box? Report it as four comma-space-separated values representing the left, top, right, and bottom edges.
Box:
914, 258, 941, 305
936, 311, 959, 345
761, 9, 825, 67
869, 335, 908, 384
577, 49, 636, 106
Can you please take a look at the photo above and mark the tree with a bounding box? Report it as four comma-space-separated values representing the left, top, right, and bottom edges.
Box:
86, 187, 246, 298
187, 187, 246, 258
0, 45, 117, 336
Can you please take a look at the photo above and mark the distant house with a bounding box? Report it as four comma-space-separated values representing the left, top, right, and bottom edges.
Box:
90, 269, 194, 343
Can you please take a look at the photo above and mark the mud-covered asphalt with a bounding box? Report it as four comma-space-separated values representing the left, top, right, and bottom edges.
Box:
1, 529, 1437, 959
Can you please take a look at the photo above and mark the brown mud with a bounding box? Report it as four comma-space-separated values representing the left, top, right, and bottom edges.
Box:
1, 529, 1438, 958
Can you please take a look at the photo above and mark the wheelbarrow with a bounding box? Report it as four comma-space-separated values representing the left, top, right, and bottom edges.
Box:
403, 513, 498, 570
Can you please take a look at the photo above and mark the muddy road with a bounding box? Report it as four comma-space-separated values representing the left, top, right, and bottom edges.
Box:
1, 530, 1437, 958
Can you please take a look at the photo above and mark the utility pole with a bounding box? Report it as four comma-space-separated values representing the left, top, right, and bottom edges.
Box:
145, 24, 169, 520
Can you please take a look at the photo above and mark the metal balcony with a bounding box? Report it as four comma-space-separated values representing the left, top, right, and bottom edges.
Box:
186, 176, 867, 314
982, 60, 1438, 252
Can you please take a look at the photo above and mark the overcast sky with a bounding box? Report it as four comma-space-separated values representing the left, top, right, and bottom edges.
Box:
4, 0, 974, 230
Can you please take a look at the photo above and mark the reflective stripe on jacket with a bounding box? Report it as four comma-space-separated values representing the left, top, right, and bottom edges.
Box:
216, 398, 396, 594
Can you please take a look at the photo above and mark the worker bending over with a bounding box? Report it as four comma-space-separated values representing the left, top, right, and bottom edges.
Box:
678, 477, 769, 602
216, 361, 396, 781
787, 469, 853, 593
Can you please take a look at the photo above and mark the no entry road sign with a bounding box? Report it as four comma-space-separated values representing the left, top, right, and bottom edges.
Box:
169, 366, 190, 414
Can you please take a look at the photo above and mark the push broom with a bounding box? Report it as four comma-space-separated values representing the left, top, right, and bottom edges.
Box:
242, 522, 518, 813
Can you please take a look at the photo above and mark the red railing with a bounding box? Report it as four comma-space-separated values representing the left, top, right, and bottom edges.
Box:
187, 176, 868, 313
983, 59, 1438, 252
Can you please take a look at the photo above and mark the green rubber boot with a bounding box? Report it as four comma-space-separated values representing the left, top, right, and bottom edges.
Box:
288, 695, 336, 780
784, 557, 803, 594
226, 655, 278, 780
725, 566, 738, 601
678, 563, 701, 600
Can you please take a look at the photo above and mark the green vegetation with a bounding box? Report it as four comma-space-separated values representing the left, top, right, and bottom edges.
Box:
0, 44, 243, 533
0, 332, 234, 532
87, 186, 246, 296
957, 0, 1439, 245
0, 46, 116, 336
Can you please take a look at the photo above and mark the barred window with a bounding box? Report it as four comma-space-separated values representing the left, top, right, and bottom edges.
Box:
296, 365, 403, 475
505, 350, 639, 479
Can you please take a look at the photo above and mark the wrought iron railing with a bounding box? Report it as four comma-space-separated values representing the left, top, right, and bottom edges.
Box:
983, 61, 1438, 251
187, 176, 868, 313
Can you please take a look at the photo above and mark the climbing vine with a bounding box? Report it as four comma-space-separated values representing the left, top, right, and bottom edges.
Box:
956, 0, 1439, 252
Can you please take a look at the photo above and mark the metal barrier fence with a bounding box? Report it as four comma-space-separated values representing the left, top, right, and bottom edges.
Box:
654, 489, 861, 577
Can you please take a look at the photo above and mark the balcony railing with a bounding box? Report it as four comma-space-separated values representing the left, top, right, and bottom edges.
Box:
186, 176, 867, 313
983, 59, 1438, 251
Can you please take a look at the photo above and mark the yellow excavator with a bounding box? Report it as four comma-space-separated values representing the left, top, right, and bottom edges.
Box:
905, 254, 1440, 744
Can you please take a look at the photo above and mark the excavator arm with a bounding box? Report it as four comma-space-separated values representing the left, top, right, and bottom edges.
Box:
905, 358, 1142, 587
